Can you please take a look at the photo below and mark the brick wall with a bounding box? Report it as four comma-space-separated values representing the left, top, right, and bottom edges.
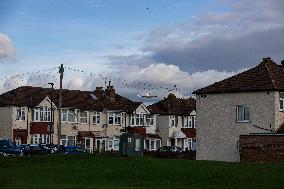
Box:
239, 135, 284, 162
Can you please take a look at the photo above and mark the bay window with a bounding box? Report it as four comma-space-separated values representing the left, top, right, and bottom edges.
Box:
32, 106, 51, 122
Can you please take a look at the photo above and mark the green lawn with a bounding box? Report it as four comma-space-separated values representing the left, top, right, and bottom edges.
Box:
0, 154, 283, 189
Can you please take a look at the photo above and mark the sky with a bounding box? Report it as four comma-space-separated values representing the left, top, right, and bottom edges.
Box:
1, 0, 284, 102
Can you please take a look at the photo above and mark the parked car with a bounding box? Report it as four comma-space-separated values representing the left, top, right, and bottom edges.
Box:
17, 144, 31, 155
24, 144, 50, 155
155, 146, 182, 158
63, 146, 87, 154
0, 139, 22, 156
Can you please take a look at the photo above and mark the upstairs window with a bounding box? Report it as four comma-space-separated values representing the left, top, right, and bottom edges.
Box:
183, 116, 196, 128
280, 93, 284, 111
108, 113, 123, 125
170, 116, 177, 127
16, 107, 26, 121
62, 109, 79, 123
130, 114, 145, 126
237, 105, 250, 122
80, 111, 88, 124
93, 112, 100, 124
32, 106, 51, 122
146, 115, 154, 126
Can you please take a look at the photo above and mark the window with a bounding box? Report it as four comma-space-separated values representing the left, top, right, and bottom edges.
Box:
61, 109, 79, 123
108, 113, 123, 125
32, 106, 51, 122
80, 111, 88, 124
146, 115, 154, 126
30, 134, 50, 144
170, 116, 176, 127
135, 139, 141, 151
280, 93, 284, 111
237, 105, 250, 122
93, 112, 100, 124
183, 116, 196, 128
113, 138, 119, 150
130, 114, 145, 126
16, 107, 26, 121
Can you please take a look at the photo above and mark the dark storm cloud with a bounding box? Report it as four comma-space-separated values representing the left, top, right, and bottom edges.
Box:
143, 0, 284, 72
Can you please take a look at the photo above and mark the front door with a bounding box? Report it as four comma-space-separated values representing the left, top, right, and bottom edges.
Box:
170, 138, 175, 146
85, 138, 93, 153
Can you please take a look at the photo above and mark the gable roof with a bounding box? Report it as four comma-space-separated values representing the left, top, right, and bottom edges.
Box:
193, 58, 284, 95
0, 86, 141, 112
147, 93, 196, 116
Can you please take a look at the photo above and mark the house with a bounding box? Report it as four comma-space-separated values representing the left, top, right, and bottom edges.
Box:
193, 57, 284, 162
147, 93, 196, 151
0, 85, 160, 152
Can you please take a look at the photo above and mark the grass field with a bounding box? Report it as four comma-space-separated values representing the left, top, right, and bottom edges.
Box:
0, 154, 283, 189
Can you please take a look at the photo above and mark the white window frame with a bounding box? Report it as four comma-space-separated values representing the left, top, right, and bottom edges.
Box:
130, 114, 145, 126
93, 112, 100, 125
61, 109, 79, 123
30, 134, 50, 144
237, 105, 250, 123
32, 106, 51, 122
80, 111, 88, 124
170, 116, 176, 127
183, 116, 196, 128
108, 112, 123, 125
146, 115, 154, 126
108, 140, 113, 150
113, 138, 119, 151
135, 139, 141, 151
280, 92, 284, 111
16, 107, 26, 121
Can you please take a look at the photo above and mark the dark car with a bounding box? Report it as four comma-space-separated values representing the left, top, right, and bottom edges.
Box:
25, 144, 50, 155
64, 146, 87, 154
155, 146, 182, 158
17, 144, 31, 155
0, 139, 22, 156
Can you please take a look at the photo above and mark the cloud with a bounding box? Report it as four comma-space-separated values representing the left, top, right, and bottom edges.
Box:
0, 33, 15, 63
142, 0, 284, 72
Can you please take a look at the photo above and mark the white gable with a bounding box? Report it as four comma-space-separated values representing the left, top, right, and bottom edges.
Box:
38, 96, 57, 109
190, 110, 196, 116
133, 103, 150, 114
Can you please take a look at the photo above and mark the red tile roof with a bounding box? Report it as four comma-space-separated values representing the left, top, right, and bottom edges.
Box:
193, 58, 284, 94
147, 93, 196, 116
0, 86, 141, 112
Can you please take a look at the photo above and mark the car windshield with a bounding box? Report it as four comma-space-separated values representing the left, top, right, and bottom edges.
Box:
0, 140, 14, 148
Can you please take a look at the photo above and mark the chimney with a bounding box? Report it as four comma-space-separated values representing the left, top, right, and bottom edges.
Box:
105, 86, 116, 99
281, 60, 284, 66
94, 87, 104, 99
168, 93, 176, 99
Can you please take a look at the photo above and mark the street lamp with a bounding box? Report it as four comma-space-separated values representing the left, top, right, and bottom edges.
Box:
48, 82, 54, 151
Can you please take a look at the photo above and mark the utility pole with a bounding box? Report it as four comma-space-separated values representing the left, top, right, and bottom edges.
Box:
58, 64, 64, 147
48, 82, 54, 151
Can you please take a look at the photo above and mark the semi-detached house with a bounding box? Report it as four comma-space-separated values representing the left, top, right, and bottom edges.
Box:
193, 57, 284, 162
0, 85, 161, 152
148, 93, 196, 151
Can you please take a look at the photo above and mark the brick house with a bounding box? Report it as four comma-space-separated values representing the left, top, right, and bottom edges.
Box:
0, 85, 160, 152
147, 93, 196, 151
193, 57, 284, 162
